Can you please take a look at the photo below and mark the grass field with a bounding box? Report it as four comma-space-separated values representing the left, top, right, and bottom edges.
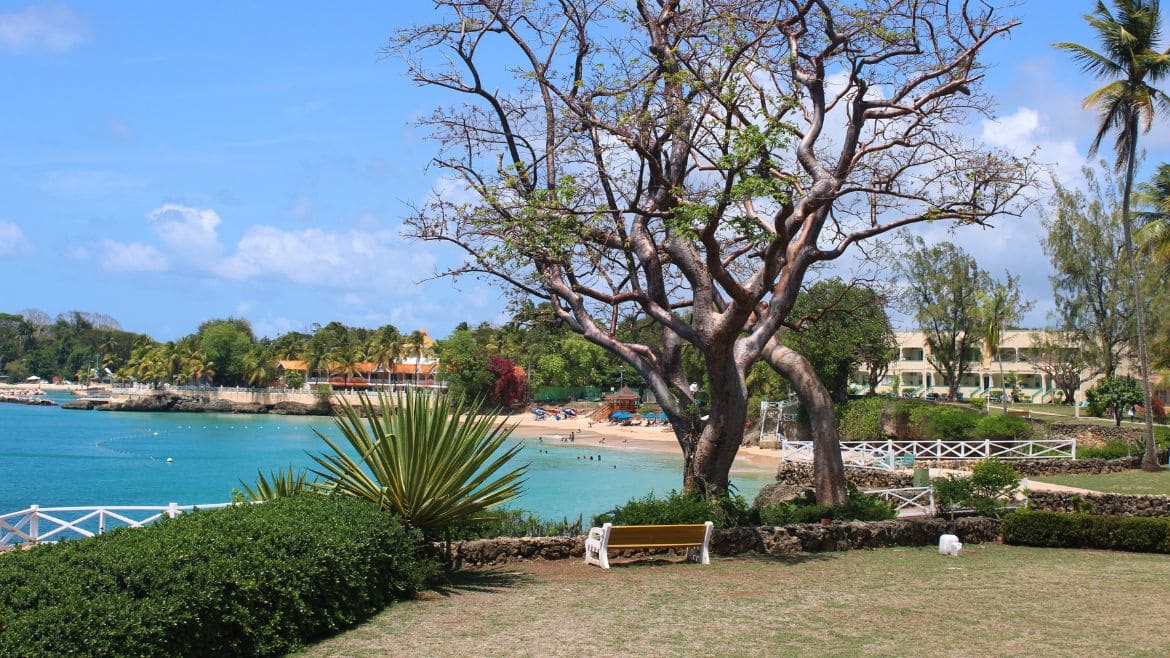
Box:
303, 544, 1170, 657
1032, 469, 1170, 496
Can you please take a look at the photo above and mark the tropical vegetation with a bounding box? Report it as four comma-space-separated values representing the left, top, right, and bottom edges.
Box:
1056, 0, 1170, 470
307, 389, 527, 537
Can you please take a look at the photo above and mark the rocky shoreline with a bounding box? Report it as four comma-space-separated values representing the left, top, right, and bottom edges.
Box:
63, 393, 332, 416
0, 395, 57, 407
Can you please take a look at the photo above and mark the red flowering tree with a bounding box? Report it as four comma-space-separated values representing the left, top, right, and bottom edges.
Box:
489, 356, 526, 408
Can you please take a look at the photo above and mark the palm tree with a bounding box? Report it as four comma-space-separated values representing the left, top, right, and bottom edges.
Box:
1056, 0, 1170, 471
981, 277, 1029, 414
366, 330, 404, 388
242, 346, 275, 388
405, 330, 432, 387
328, 337, 362, 389
1136, 163, 1170, 262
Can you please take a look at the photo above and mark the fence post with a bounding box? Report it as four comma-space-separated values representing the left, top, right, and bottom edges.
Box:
29, 505, 39, 543
99, 508, 106, 535
1072, 439, 1076, 460
166, 502, 179, 519
983, 439, 990, 459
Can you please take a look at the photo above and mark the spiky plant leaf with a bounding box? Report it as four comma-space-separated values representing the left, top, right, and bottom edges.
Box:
237, 464, 312, 501
307, 389, 526, 535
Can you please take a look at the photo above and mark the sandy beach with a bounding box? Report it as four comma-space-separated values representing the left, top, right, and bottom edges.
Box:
504, 413, 782, 472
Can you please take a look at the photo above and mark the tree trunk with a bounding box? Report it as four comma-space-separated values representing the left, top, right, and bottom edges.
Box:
680, 351, 748, 496
1117, 132, 1160, 471
761, 343, 848, 506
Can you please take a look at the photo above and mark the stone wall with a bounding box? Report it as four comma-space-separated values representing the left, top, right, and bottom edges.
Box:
1027, 490, 1170, 517
440, 517, 1000, 568
774, 461, 912, 490
918, 451, 1167, 476
1046, 423, 1143, 448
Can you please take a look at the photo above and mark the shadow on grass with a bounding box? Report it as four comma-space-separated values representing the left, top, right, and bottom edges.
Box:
603, 551, 840, 569
429, 568, 534, 597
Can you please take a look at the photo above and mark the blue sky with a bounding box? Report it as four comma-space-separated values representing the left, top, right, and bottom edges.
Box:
0, 1, 1166, 341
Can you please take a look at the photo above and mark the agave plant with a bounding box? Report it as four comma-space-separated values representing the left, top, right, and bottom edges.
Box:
308, 389, 526, 536
236, 464, 312, 501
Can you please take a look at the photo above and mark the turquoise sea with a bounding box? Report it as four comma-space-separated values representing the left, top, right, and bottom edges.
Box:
0, 392, 770, 520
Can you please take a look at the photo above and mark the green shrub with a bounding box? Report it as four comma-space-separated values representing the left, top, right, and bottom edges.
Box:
974, 414, 1032, 440
932, 475, 973, 517
593, 491, 755, 529
931, 459, 1020, 518
967, 396, 986, 410
837, 397, 885, 440
758, 487, 896, 526
909, 405, 978, 440
450, 509, 583, 539
759, 502, 796, 526
1077, 440, 1135, 460
1003, 509, 1170, 554
0, 496, 434, 657
892, 398, 927, 430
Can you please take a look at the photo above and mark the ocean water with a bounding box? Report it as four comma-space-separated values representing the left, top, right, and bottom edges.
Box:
0, 392, 771, 520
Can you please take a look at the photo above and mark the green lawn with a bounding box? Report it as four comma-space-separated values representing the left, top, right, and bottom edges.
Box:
303, 544, 1170, 657
1032, 469, 1170, 496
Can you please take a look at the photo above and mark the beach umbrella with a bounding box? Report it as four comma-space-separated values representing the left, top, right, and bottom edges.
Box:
611, 411, 630, 419
643, 412, 656, 418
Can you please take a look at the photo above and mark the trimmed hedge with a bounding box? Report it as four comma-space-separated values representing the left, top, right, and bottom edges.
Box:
0, 495, 434, 657
1002, 509, 1170, 554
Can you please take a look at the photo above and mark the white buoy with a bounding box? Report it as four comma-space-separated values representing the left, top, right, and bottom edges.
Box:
153, 432, 159, 436
166, 457, 173, 463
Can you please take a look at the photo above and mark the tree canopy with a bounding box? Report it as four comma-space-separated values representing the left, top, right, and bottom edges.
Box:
392, 0, 1033, 501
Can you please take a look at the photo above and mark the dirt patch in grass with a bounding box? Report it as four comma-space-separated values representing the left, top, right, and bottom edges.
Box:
302, 545, 1170, 657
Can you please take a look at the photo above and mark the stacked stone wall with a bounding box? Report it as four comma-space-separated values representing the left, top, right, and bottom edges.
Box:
1045, 423, 1143, 448
1026, 490, 1170, 517
918, 450, 1167, 476
774, 461, 912, 489
440, 517, 1000, 568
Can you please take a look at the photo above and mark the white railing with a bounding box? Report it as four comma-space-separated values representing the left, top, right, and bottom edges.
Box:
864, 487, 936, 517
0, 502, 231, 549
780, 437, 1076, 469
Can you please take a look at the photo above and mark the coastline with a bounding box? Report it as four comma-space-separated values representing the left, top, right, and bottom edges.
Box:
503, 414, 781, 472
0, 382, 779, 475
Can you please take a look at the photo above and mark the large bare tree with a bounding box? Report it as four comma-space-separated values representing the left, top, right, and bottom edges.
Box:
394, 0, 1034, 503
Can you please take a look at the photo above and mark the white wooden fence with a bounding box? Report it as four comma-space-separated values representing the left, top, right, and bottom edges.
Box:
0, 502, 231, 549
780, 437, 1076, 470
864, 487, 936, 517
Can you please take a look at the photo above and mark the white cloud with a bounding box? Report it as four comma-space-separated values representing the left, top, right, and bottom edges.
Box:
981, 106, 1084, 187
146, 204, 223, 260
0, 4, 88, 53
98, 239, 168, 272
981, 107, 1039, 148
218, 225, 434, 290
0, 221, 31, 256
343, 292, 363, 306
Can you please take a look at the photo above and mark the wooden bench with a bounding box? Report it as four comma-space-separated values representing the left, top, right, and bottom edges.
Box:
1006, 409, 1031, 419
584, 522, 713, 569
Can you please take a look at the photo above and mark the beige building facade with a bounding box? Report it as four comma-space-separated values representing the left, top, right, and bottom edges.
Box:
859, 329, 1166, 404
